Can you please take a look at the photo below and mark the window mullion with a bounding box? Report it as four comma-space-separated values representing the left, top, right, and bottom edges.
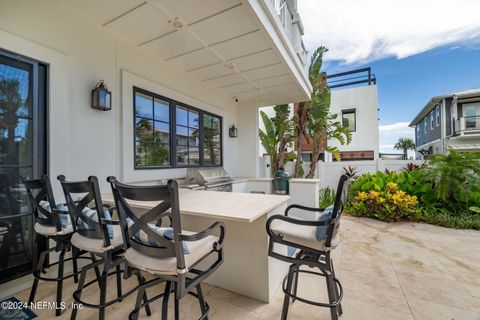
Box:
199, 112, 204, 166
171, 101, 176, 167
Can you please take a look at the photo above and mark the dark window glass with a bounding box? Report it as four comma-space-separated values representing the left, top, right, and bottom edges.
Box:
133, 88, 222, 169
0, 52, 47, 281
203, 114, 221, 165
342, 110, 356, 132
176, 105, 200, 166
135, 92, 153, 118
154, 98, 169, 122
134, 91, 170, 167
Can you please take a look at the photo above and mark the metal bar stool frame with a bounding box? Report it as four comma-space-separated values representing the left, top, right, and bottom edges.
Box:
108, 177, 225, 320
266, 174, 353, 320
58, 175, 151, 320
22, 175, 93, 317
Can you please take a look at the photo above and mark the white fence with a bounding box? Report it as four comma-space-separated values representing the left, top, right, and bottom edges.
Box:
259, 158, 425, 190
317, 159, 424, 189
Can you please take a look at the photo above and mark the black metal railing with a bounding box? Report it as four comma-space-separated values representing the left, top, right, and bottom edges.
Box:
327, 67, 376, 89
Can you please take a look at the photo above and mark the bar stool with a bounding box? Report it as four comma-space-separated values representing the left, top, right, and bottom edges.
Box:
107, 177, 225, 320
58, 175, 150, 320
22, 175, 90, 316
266, 174, 353, 320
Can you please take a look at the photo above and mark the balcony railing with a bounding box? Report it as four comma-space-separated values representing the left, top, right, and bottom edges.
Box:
455, 116, 480, 133
271, 0, 289, 29
270, 0, 308, 68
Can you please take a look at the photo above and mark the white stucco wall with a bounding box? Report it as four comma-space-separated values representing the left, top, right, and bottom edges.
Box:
329, 85, 379, 158
237, 100, 259, 177
0, 0, 239, 195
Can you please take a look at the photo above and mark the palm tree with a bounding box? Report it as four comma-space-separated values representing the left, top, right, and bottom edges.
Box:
0, 78, 25, 164
394, 137, 415, 160
422, 147, 480, 203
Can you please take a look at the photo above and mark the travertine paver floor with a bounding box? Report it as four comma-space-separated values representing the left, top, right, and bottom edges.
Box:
14, 216, 480, 319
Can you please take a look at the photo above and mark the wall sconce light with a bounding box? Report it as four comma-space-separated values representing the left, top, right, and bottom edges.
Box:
229, 124, 238, 138
91, 80, 111, 111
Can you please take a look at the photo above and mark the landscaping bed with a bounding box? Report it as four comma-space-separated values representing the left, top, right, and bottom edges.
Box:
340, 149, 480, 230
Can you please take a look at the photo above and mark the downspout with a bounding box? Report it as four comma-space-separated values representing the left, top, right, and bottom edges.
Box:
447, 95, 459, 154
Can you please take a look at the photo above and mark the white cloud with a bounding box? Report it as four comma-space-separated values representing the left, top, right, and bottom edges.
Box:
298, 0, 480, 64
379, 122, 415, 157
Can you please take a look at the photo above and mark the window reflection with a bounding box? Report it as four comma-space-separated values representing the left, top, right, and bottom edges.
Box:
203, 114, 221, 165
134, 91, 170, 167
176, 105, 199, 166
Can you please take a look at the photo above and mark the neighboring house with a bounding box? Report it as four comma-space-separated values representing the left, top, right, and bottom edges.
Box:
409, 88, 480, 156
0, 0, 310, 284
295, 68, 379, 162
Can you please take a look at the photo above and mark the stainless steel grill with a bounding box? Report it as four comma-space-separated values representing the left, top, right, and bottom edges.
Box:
184, 168, 232, 192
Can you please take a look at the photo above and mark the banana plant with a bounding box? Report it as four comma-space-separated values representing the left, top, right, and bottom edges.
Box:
259, 104, 296, 176
293, 46, 352, 178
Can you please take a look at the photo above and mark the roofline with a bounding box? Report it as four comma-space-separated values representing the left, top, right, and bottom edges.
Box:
409, 88, 480, 127
409, 97, 442, 127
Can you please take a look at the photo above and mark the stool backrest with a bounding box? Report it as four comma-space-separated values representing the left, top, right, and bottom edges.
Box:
326, 174, 353, 247
107, 177, 186, 270
21, 175, 60, 230
58, 175, 111, 247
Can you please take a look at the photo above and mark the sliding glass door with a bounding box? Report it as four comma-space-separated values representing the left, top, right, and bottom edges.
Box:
0, 50, 47, 283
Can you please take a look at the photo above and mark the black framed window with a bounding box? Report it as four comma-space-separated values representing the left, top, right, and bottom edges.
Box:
133, 87, 222, 169
134, 91, 171, 168
175, 104, 200, 167
342, 109, 356, 132
203, 113, 222, 166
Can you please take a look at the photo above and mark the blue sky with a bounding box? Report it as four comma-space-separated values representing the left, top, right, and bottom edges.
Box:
324, 46, 480, 125
324, 46, 480, 155
297, 0, 480, 153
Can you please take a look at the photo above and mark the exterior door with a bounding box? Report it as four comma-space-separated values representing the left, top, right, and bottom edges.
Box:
0, 50, 47, 283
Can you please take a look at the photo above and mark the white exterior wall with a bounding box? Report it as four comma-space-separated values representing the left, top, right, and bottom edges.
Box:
237, 100, 260, 177
329, 85, 379, 158
0, 0, 239, 195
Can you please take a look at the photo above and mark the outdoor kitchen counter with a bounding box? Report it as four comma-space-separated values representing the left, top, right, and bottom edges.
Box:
103, 188, 288, 223
102, 189, 290, 303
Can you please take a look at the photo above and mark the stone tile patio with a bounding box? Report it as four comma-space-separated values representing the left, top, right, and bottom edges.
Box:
15, 216, 480, 319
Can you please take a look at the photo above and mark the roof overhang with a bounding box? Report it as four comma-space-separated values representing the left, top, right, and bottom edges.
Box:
410, 88, 480, 127
409, 97, 442, 127
58, 0, 312, 106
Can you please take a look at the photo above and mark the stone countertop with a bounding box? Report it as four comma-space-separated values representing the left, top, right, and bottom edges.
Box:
102, 188, 289, 223
289, 178, 321, 184
232, 177, 273, 182
230, 178, 249, 184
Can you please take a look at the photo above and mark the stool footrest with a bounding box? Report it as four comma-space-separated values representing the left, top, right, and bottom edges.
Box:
282, 268, 343, 308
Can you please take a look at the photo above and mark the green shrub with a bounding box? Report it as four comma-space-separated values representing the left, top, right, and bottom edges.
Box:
346, 159, 480, 229
348, 181, 418, 222
319, 187, 335, 208
419, 206, 480, 230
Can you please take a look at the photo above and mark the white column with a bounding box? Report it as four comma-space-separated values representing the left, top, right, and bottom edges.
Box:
236, 99, 259, 177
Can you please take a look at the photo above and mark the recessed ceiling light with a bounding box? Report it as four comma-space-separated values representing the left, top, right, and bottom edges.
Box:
169, 18, 184, 29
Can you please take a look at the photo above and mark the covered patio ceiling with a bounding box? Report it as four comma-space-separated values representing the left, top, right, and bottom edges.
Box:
59, 0, 311, 106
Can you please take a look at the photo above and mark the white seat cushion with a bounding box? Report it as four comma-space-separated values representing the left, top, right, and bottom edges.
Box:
34, 215, 73, 236
70, 225, 123, 253
125, 231, 219, 276
271, 220, 339, 251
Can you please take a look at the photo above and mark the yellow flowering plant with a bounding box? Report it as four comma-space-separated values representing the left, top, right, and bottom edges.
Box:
349, 182, 418, 221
